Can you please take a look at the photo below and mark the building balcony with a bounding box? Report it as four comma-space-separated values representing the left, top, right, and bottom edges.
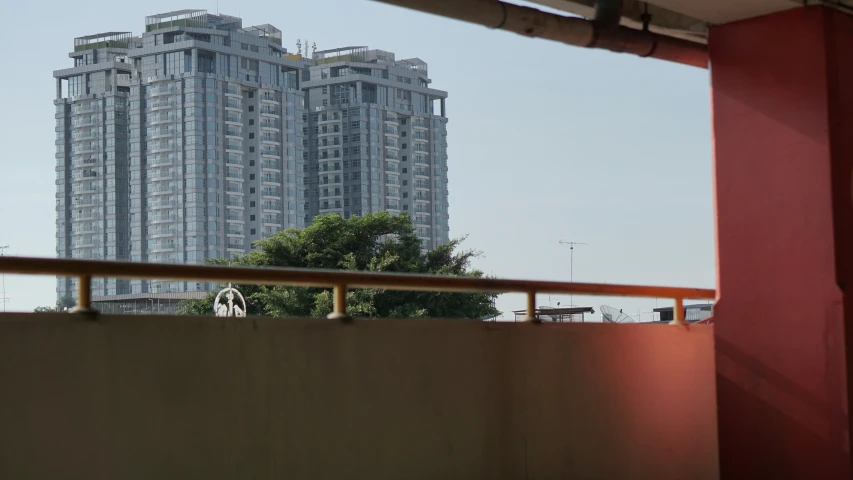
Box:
148, 130, 175, 140
73, 131, 98, 141
148, 158, 174, 167
148, 231, 177, 239
72, 119, 97, 128
71, 104, 98, 115
148, 101, 174, 111
148, 173, 175, 181
0, 257, 717, 479
147, 87, 176, 97
148, 216, 176, 224
147, 201, 177, 209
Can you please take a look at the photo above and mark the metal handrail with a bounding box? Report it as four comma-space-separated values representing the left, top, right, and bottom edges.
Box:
0, 256, 715, 324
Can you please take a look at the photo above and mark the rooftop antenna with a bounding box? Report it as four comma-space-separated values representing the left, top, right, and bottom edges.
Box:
600, 305, 634, 323
296, 39, 301, 55
0, 245, 8, 312
559, 240, 588, 307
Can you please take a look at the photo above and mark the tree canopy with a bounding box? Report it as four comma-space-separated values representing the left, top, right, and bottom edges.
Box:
34, 294, 75, 313
179, 213, 500, 319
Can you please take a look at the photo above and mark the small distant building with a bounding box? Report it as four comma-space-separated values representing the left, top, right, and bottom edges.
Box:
92, 292, 207, 315
653, 304, 713, 323
511, 306, 595, 323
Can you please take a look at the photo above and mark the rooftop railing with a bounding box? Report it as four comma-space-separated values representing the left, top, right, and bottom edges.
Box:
0, 257, 715, 323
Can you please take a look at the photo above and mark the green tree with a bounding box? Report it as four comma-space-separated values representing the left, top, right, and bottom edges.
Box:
179, 213, 500, 319
34, 294, 75, 313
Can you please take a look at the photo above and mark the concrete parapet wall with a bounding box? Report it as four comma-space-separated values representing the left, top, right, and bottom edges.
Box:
0, 314, 718, 479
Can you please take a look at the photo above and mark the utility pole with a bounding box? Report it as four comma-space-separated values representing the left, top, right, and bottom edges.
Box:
0, 246, 8, 312
558, 240, 588, 307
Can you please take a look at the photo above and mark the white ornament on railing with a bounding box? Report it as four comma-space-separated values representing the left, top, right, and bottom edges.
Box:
213, 283, 246, 317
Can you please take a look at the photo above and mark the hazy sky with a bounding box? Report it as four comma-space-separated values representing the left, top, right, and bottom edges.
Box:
0, 0, 714, 319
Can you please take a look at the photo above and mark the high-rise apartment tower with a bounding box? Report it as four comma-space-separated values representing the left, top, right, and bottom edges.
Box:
302, 47, 449, 250
53, 10, 449, 305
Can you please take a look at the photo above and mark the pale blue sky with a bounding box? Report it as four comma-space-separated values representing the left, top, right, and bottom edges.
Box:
0, 0, 714, 319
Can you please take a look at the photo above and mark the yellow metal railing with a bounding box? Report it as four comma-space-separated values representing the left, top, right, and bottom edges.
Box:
0, 257, 715, 324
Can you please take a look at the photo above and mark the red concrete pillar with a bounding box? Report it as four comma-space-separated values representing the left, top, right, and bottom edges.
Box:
710, 6, 853, 478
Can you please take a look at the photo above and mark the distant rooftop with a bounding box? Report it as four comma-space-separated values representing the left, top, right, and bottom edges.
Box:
145, 9, 243, 33
311, 47, 428, 73
314, 46, 368, 56
313, 46, 369, 65
398, 57, 427, 72
142, 9, 283, 44
146, 8, 205, 21
511, 306, 595, 322
653, 304, 713, 312
74, 32, 132, 52
245, 24, 282, 45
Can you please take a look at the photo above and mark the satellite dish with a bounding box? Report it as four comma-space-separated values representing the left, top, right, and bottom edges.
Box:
600, 305, 635, 323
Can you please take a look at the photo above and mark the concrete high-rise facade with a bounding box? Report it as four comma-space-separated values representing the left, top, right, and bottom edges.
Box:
54, 32, 135, 299
53, 10, 449, 304
302, 47, 449, 250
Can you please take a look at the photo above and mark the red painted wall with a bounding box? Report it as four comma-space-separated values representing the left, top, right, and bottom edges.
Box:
710, 6, 853, 478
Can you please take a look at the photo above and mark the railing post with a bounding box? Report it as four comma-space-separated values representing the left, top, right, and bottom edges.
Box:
70, 274, 98, 315
670, 297, 685, 325
327, 283, 352, 322
524, 291, 538, 322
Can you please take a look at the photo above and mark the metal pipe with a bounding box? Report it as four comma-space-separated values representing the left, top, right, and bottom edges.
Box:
371, 0, 708, 69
